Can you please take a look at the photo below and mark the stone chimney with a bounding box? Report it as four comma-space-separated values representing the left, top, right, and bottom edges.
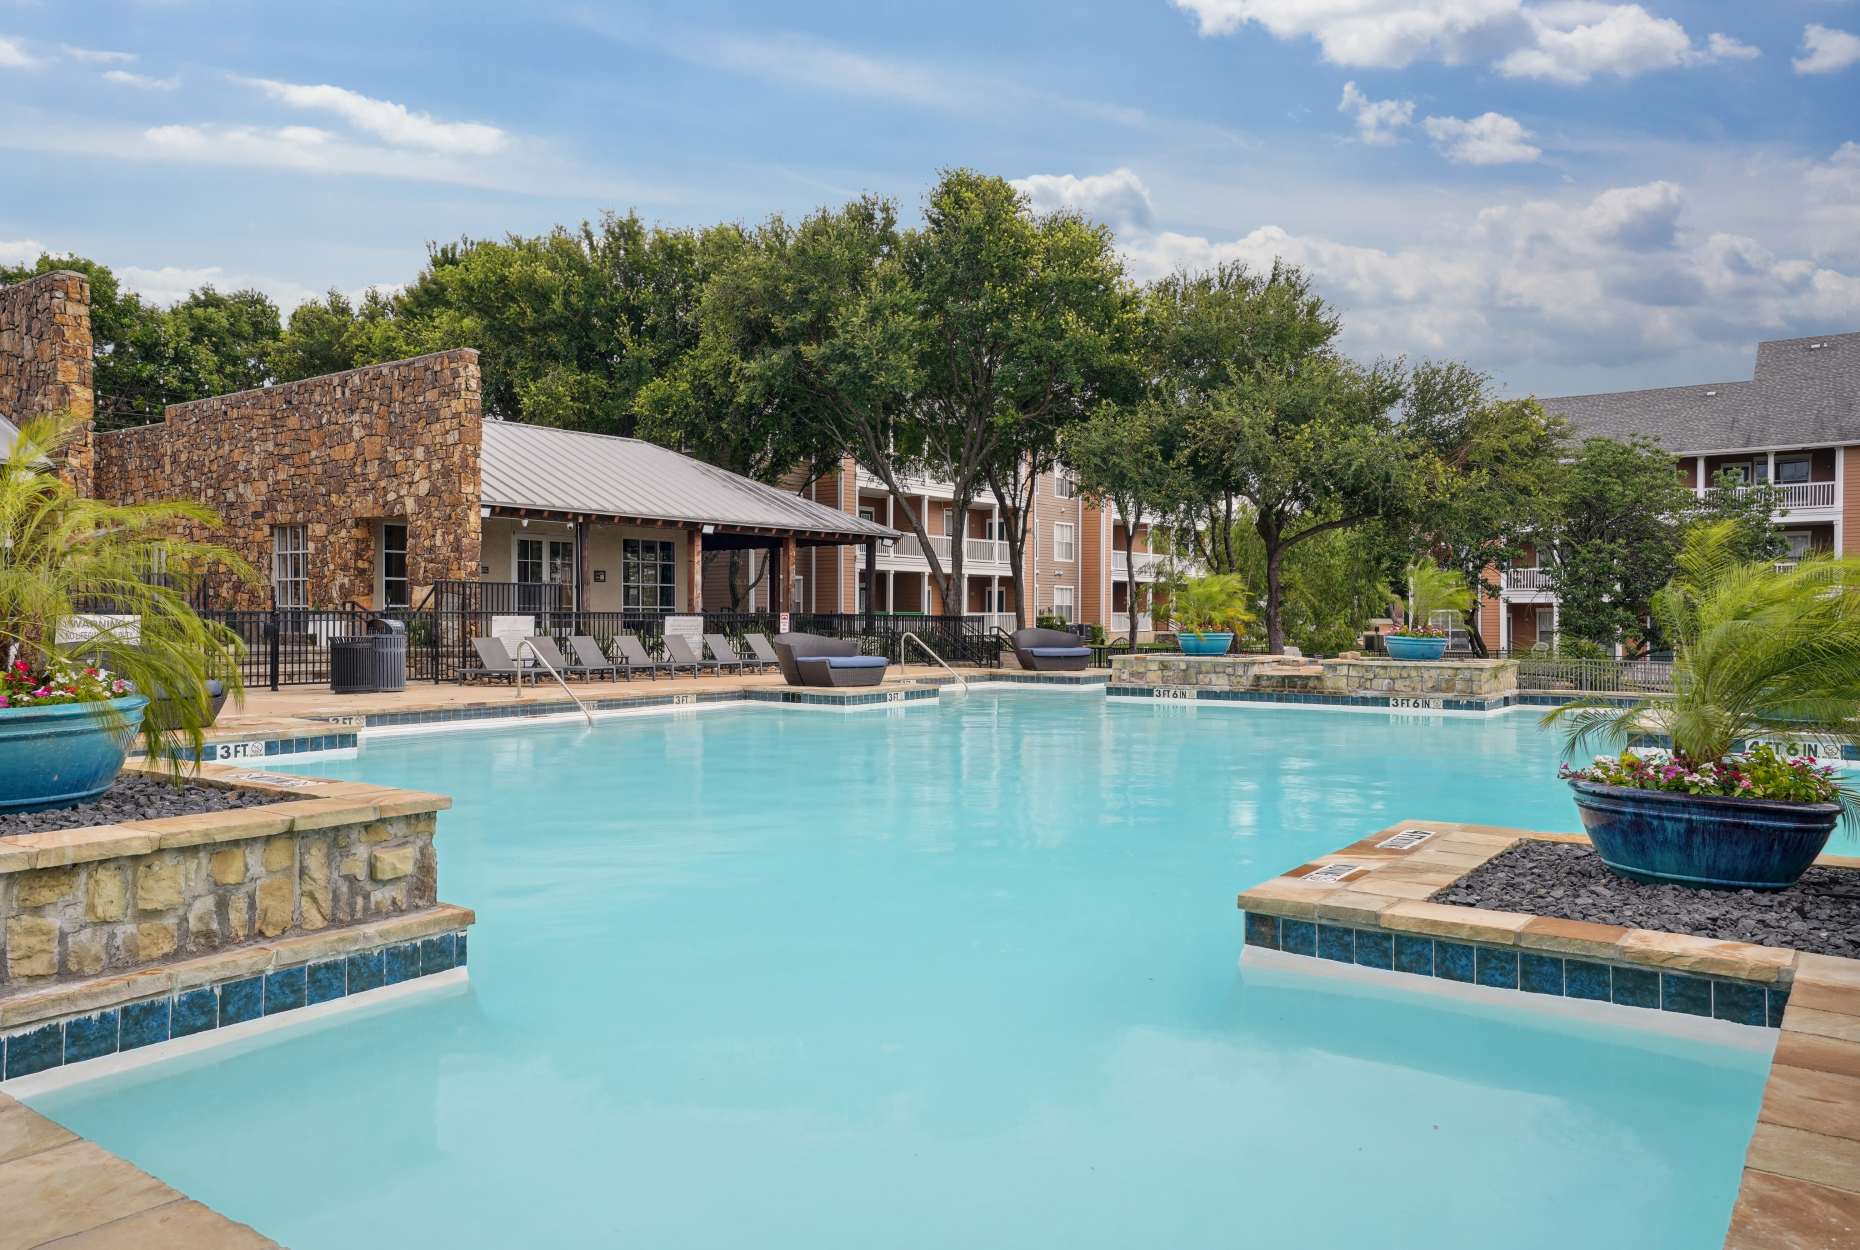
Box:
0, 270, 96, 493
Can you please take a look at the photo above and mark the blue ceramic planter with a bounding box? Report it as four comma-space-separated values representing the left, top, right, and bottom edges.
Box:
1384, 634, 1448, 661
1569, 779, 1839, 890
0, 695, 147, 813
1177, 631, 1233, 656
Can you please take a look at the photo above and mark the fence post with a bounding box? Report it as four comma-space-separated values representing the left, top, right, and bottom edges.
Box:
267, 610, 281, 692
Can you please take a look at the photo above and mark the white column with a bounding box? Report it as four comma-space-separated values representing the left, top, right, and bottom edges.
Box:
1767, 450, 1776, 485
1695, 454, 1706, 494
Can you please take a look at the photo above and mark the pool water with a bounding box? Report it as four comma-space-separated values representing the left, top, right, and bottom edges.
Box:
31, 697, 1770, 1248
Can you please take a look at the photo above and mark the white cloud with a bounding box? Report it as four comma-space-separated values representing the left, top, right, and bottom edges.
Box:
1793, 25, 1860, 75
0, 239, 47, 267
0, 36, 38, 68
1012, 168, 1155, 229
103, 69, 178, 90
236, 77, 508, 155
1338, 81, 1414, 145
1706, 33, 1759, 63
1421, 111, 1540, 164
113, 262, 324, 311
1109, 161, 1859, 384
1173, 1, 1761, 83
60, 45, 135, 65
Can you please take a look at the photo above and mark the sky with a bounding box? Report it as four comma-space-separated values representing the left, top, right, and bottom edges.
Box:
1, 0, 1856, 397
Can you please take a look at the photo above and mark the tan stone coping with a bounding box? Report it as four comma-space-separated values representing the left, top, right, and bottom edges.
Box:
0, 903, 475, 1030
0, 1093, 277, 1247
0, 759, 449, 874
1236, 821, 1860, 1248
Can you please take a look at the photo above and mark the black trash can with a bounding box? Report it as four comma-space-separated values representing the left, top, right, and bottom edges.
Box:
330, 617, 407, 693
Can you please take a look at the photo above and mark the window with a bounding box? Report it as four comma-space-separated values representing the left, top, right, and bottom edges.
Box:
859, 505, 876, 523
379, 522, 409, 609
1782, 530, 1814, 559
1534, 607, 1556, 641
1055, 471, 1077, 499
1052, 585, 1075, 623
1776, 455, 1812, 485
622, 538, 678, 612
271, 525, 308, 611
1054, 522, 1076, 562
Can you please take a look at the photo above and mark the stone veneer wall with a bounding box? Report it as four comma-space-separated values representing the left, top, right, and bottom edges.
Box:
0, 270, 95, 492
1110, 653, 1518, 697
90, 350, 484, 609
1, 806, 439, 992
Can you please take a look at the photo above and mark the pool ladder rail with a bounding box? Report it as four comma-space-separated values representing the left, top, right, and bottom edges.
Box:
512, 639, 596, 726
899, 631, 970, 694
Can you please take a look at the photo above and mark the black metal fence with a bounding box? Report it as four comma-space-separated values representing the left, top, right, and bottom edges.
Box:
204, 606, 1003, 689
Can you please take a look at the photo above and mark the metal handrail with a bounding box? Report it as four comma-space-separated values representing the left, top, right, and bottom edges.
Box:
900, 631, 970, 693
513, 639, 595, 726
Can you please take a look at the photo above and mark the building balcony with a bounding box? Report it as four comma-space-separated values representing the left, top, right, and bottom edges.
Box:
1110, 551, 1167, 581
1503, 567, 1552, 591
1698, 480, 1838, 511
1110, 611, 1153, 634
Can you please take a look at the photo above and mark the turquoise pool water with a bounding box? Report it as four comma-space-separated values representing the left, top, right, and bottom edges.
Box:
32, 697, 1770, 1248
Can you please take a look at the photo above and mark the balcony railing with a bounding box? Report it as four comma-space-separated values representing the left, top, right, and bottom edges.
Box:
1110, 611, 1153, 635
1701, 480, 1838, 510
1504, 567, 1553, 591
965, 537, 1010, 565
1111, 551, 1167, 580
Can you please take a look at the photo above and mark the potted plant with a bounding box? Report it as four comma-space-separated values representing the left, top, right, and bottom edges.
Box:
0, 414, 248, 812
1385, 560, 1472, 661
1545, 521, 1859, 890
1170, 573, 1255, 656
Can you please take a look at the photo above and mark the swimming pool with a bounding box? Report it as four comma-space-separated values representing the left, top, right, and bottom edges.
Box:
29, 696, 1771, 1248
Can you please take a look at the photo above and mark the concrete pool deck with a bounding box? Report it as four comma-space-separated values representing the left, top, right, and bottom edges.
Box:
0, 1091, 276, 1247
1239, 822, 1860, 1249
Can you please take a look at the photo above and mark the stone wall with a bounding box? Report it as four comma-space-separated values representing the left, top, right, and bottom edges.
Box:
91, 350, 484, 608
1110, 653, 1518, 698
0, 791, 441, 993
0, 270, 95, 492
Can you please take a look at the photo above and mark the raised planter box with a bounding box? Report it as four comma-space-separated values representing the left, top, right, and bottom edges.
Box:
1110, 653, 1518, 699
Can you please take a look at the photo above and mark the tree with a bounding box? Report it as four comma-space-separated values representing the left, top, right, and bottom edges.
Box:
1156, 261, 1410, 652
1544, 436, 1691, 652
271, 288, 415, 381
1397, 360, 1567, 655
1221, 511, 1404, 653
165, 286, 282, 397
1692, 470, 1790, 564
1063, 400, 1181, 638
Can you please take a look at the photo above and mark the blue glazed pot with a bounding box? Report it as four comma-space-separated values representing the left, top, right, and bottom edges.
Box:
1177, 631, 1233, 656
1384, 634, 1448, 661
1569, 779, 1840, 890
0, 695, 148, 813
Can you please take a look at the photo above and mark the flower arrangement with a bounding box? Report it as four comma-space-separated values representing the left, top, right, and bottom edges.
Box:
0, 660, 133, 709
1559, 744, 1842, 806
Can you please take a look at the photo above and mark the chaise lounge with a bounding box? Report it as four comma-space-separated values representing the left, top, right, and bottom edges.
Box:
772, 632, 890, 688
1009, 627, 1092, 672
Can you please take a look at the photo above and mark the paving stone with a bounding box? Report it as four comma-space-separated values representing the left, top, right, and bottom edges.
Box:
1723, 1169, 1860, 1249
0, 1099, 76, 1166
42, 1199, 279, 1248
0, 1140, 179, 1250
1759, 1065, 1860, 1142
1746, 1122, 1860, 1195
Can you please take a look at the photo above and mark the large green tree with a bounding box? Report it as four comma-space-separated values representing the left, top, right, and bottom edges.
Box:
1156, 261, 1410, 653
1545, 436, 1691, 652
1063, 399, 1183, 637
1398, 361, 1567, 655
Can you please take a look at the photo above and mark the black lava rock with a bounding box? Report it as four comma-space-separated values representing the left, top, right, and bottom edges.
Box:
0, 774, 300, 836
1433, 839, 1860, 960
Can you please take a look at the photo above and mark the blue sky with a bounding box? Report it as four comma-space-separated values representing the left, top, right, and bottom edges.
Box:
2, 0, 1856, 396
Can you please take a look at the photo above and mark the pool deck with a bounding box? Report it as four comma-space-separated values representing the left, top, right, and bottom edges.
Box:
1238, 824, 1860, 1250
0, 1090, 276, 1246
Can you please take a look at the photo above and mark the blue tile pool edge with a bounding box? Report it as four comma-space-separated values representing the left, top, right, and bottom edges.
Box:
1242, 911, 1783, 1029
0, 929, 470, 1084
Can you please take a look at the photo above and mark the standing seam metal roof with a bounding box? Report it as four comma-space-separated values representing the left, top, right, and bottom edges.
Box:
478, 420, 898, 541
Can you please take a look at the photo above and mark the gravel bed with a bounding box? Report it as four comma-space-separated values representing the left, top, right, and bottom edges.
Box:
1433, 839, 1860, 960
0, 774, 301, 836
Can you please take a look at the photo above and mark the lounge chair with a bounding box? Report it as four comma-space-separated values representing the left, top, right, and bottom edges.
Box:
744, 633, 783, 669
663, 634, 726, 676
615, 633, 687, 679
771, 632, 889, 688
568, 635, 621, 680
461, 636, 522, 683
704, 633, 760, 673
520, 635, 604, 679
1009, 627, 1092, 672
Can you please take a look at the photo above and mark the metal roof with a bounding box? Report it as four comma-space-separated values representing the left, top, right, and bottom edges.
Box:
478, 420, 898, 542
1541, 331, 1860, 454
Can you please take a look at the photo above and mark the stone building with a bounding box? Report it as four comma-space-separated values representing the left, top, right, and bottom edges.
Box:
0, 270, 894, 615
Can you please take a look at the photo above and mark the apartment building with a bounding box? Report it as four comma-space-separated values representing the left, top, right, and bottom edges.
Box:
725, 457, 1173, 638
1480, 330, 1860, 651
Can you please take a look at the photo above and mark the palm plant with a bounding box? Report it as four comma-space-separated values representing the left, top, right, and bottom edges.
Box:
1545, 520, 1860, 807
1169, 572, 1257, 638
1395, 560, 1473, 635
0, 413, 250, 769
